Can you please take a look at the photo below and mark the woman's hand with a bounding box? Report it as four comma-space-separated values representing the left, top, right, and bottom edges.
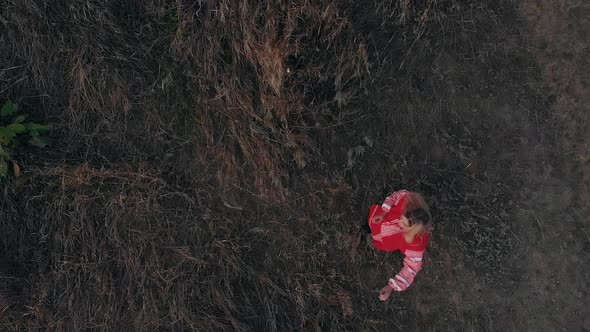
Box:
379, 284, 393, 301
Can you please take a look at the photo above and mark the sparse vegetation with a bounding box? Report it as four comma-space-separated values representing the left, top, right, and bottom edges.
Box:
0, 0, 587, 331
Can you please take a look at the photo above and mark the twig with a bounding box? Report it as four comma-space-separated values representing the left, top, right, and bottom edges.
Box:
0, 75, 28, 95
362, 168, 378, 215
534, 215, 544, 240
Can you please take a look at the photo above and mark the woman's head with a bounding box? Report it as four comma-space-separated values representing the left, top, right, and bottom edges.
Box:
405, 207, 432, 227
402, 192, 432, 243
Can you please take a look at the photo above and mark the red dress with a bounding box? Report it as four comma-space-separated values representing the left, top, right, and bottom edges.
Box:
368, 190, 429, 291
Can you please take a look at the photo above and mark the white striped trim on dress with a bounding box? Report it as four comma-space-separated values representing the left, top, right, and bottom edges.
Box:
391, 190, 408, 205
382, 203, 391, 211
389, 278, 402, 291
409, 257, 423, 262
395, 275, 410, 288
378, 223, 403, 237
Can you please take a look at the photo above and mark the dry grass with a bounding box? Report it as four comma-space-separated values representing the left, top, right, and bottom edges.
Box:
1, 0, 449, 200
0, 0, 563, 330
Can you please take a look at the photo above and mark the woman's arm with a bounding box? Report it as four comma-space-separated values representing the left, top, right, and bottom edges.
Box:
388, 249, 424, 292
381, 190, 409, 212
379, 249, 425, 300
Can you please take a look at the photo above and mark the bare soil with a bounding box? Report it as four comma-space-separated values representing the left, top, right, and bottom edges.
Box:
0, 0, 588, 331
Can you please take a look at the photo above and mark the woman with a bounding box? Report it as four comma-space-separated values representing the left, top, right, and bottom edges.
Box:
367, 189, 432, 301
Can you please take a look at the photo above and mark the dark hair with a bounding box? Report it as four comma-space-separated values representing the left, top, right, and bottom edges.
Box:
404, 208, 432, 227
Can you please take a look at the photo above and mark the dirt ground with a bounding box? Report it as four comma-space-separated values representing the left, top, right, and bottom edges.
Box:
0, 0, 588, 331
511, 0, 589, 330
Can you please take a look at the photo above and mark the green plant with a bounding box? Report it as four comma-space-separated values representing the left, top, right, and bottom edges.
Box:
0, 100, 51, 177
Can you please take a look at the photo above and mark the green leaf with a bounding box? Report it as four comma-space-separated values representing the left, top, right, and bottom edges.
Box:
7, 123, 26, 134
1, 101, 16, 117
25, 123, 50, 134
13, 115, 27, 123
0, 145, 9, 159
29, 135, 51, 148
0, 158, 7, 177
0, 127, 16, 145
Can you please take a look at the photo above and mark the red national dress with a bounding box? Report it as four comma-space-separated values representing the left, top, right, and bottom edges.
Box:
368, 190, 429, 291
